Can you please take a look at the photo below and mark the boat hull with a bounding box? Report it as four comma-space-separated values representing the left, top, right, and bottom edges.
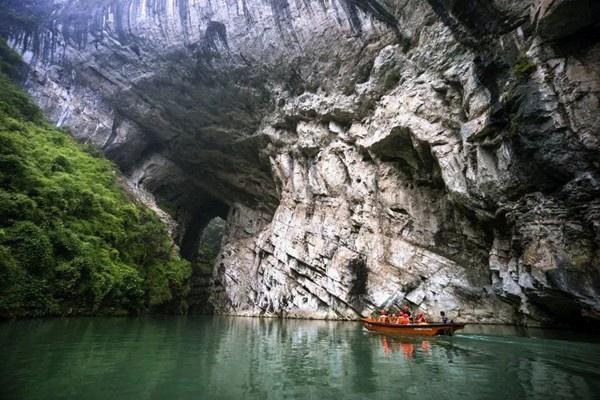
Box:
361, 318, 466, 336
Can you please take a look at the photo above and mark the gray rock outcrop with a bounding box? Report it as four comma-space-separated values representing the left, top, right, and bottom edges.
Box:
1, 0, 599, 326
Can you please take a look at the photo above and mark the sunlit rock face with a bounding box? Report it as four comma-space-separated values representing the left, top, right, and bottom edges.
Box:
2, 0, 599, 326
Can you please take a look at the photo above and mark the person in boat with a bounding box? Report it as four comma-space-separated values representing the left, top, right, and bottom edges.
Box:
378, 308, 389, 322
415, 312, 426, 324
440, 311, 448, 324
399, 312, 410, 325
392, 308, 404, 324
401, 304, 412, 318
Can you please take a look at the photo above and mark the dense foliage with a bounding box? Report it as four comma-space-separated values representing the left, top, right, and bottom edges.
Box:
0, 42, 191, 317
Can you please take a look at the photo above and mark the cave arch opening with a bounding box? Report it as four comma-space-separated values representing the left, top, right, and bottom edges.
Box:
176, 198, 230, 314
195, 216, 227, 273
178, 199, 229, 262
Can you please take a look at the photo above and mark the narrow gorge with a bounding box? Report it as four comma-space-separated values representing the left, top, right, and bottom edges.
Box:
1, 0, 599, 327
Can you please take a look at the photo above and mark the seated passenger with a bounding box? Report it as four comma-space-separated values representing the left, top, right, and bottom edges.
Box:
393, 309, 403, 324
415, 313, 426, 324
399, 313, 410, 325
440, 311, 448, 324
379, 309, 388, 322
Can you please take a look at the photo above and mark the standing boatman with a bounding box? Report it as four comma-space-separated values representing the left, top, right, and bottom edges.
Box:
440, 311, 448, 324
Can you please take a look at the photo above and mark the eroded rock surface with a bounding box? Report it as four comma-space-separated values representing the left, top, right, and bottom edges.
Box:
2, 0, 599, 326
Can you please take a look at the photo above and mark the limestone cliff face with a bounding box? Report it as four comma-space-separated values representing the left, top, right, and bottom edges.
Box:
2, 0, 599, 326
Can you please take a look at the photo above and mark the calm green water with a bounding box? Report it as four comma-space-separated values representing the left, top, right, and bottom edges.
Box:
1, 317, 600, 400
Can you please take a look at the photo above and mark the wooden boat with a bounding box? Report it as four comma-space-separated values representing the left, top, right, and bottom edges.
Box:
361, 317, 466, 336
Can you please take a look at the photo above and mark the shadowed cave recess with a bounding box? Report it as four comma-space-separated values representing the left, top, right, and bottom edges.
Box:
1, 0, 600, 327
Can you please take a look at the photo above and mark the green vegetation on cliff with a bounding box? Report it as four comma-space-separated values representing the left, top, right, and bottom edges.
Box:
0, 41, 191, 317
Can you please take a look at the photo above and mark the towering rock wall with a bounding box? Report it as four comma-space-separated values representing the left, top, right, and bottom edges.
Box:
2, 0, 599, 326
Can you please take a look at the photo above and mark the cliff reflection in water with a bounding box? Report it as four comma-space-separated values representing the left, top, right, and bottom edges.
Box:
1, 316, 599, 400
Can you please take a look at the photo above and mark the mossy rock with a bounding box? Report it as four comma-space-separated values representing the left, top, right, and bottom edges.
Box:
512, 56, 537, 79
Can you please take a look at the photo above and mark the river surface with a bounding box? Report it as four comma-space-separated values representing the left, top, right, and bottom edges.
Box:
1, 316, 599, 400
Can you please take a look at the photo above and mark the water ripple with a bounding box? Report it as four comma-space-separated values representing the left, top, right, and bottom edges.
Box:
1, 317, 599, 400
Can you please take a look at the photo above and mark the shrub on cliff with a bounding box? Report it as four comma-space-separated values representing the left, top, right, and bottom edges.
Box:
0, 42, 191, 317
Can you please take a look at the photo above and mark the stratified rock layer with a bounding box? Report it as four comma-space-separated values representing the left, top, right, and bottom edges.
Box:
2, 0, 599, 326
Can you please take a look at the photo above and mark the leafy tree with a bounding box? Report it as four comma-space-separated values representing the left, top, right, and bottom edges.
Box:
0, 39, 191, 317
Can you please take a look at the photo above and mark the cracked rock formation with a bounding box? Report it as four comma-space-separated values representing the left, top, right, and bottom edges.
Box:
2, 0, 599, 326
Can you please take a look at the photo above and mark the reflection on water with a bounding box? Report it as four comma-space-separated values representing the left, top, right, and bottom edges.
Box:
1, 316, 599, 400
378, 334, 431, 359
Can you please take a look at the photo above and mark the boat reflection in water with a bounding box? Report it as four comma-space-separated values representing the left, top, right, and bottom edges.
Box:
378, 334, 431, 359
